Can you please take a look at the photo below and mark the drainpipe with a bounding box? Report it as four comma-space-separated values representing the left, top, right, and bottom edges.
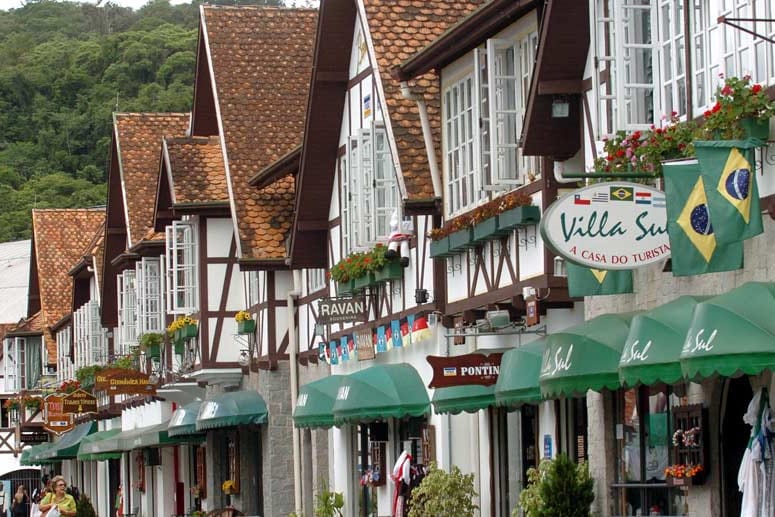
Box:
553, 160, 582, 184
399, 81, 442, 198
288, 270, 302, 516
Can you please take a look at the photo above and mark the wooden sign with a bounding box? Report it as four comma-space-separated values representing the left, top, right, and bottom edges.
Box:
94, 368, 157, 395
317, 296, 367, 324
355, 329, 375, 361
43, 395, 74, 435
61, 389, 98, 414
426, 353, 504, 388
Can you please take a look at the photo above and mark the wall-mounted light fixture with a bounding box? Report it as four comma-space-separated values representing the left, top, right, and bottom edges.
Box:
551, 95, 570, 118
415, 288, 429, 305
554, 256, 567, 278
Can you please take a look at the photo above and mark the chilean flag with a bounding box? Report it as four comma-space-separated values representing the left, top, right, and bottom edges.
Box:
574, 194, 591, 205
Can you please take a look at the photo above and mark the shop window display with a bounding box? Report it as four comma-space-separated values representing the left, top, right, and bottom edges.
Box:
614, 387, 686, 516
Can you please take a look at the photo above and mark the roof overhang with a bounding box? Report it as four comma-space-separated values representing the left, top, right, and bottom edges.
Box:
391, 0, 539, 81
237, 258, 289, 272
109, 251, 140, 272
249, 145, 301, 188
49, 313, 72, 334
128, 238, 164, 257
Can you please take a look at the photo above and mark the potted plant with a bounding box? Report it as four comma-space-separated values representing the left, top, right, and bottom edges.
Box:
59, 379, 81, 394
3, 399, 19, 411
407, 463, 478, 517
699, 75, 774, 141
22, 396, 43, 411
139, 332, 164, 359
314, 482, 344, 517
496, 190, 540, 231
235, 310, 256, 334
329, 257, 355, 295
75, 364, 104, 391
370, 244, 402, 283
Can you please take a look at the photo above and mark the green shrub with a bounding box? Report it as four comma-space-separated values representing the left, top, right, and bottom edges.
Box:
407, 463, 478, 517
314, 482, 344, 517
517, 454, 594, 517
76, 495, 97, 517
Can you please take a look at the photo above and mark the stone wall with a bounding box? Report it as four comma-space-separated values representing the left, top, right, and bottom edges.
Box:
584, 217, 775, 516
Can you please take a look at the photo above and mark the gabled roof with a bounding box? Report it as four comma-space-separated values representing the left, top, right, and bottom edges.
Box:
113, 113, 191, 247
291, 0, 485, 266
163, 136, 229, 206
198, 6, 318, 262
28, 208, 105, 363
362, 0, 487, 201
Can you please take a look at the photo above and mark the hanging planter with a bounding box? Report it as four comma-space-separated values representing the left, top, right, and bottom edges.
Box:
139, 333, 164, 360
237, 319, 256, 335
472, 216, 506, 243
173, 341, 186, 355
374, 259, 403, 283
181, 323, 198, 339
740, 117, 770, 140
337, 280, 355, 296
353, 272, 376, 292
497, 206, 541, 231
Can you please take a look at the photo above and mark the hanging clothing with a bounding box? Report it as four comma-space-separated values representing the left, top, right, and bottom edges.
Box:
738, 388, 775, 517
391, 451, 412, 517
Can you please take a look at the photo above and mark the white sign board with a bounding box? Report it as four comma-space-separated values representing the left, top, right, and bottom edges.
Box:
540, 182, 670, 270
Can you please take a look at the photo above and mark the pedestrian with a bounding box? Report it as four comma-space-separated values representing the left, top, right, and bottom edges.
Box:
39, 476, 76, 517
11, 484, 29, 517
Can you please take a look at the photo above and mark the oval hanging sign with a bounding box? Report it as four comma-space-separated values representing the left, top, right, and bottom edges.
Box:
540, 182, 670, 270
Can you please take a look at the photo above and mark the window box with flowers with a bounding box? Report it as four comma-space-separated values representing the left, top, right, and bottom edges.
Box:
699, 75, 774, 142
3, 399, 19, 411
167, 316, 198, 344
371, 245, 402, 283
59, 380, 81, 394
22, 396, 43, 411
139, 332, 164, 360
235, 311, 256, 335
330, 245, 402, 293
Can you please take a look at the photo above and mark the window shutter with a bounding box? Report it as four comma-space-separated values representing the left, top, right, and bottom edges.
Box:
117, 273, 125, 349
360, 127, 375, 243
473, 47, 490, 190
346, 135, 361, 251
487, 39, 521, 185
165, 225, 174, 313
167, 221, 198, 314
372, 126, 398, 240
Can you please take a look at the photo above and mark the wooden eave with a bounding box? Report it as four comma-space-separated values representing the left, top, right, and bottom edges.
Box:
102, 134, 127, 328
172, 201, 231, 217
128, 238, 164, 257
190, 24, 219, 137
109, 251, 140, 271
391, 0, 539, 81
49, 313, 72, 334
403, 198, 439, 217
289, 0, 355, 269
237, 257, 289, 272
248, 145, 301, 188
68, 256, 92, 278
26, 231, 40, 317
5, 329, 42, 338
521, 0, 589, 159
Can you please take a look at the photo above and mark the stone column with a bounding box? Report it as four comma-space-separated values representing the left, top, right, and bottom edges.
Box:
259, 361, 294, 516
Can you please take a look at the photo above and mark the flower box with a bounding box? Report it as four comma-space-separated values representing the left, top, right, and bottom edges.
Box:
181, 324, 198, 339
237, 319, 256, 335
337, 280, 355, 296
497, 206, 541, 231
740, 117, 770, 141
448, 228, 475, 252
374, 259, 403, 283
429, 237, 452, 258
173, 341, 186, 355
473, 216, 506, 243
353, 272, 376, 292
145, 343, 161, 359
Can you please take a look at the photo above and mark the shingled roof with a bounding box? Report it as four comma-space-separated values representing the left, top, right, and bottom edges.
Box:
163, 136, 229, 205
200, 6, 317, 261
114, 113, 191, 247
362, 0, 487, 201
28, 208, 105, 363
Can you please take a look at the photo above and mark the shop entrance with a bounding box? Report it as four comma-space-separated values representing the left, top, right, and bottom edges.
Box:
720, 376, 753, 517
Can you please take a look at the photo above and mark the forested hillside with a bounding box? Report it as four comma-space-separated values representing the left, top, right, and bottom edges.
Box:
0, 0, 286, 242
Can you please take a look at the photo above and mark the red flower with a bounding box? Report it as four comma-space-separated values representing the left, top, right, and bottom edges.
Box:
606, 155, 614, 161
703, 110, 712, 118
712, 101, 721, 113
631, 130, 642, 140
721, 85, 733, 96
752, 84, 762, 94
615, 149, 625, 158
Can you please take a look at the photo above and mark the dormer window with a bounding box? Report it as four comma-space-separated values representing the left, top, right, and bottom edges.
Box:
341, 124, 399, 254
165, 219, 198, 314
74, 300, 105, 366
117, 270, 138, 348
443, 34, 538, 216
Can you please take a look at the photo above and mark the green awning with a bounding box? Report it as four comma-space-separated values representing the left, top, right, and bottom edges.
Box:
494, 340, 545, 407
619, 296, 708, 386
432, 384, 495, 414
196, 391, 268, 431
681, 282, 775, 379
78, 429, 122, 461
21, 443, 52, 466
168, 401, 202, 437
119, 422, 177, 450
540, 313, 637, 398
38, 422, 96, 461
332, 363, 430, 425
293, 375, 344, 429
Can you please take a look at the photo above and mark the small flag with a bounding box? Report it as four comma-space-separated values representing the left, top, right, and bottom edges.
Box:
340, 336, 350, 361
329, 341, 338, 365
591, 192, 609, 203
694, 140, 763, 244
443, 367, 457, 377
652, 196, 666, 208
663, 159, 743, 276
391, 320, 402, 348
376, 326, 387, 353
574, 194, 591, 205
566, 262, 633, 297
406, 314, 415, 346
635, 191, 652, 205
610, 186, 634, 201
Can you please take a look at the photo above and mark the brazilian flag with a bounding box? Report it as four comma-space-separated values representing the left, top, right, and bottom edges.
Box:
663, 159, 743, 276
566, 262, 633, 297
694, 140, 763, 245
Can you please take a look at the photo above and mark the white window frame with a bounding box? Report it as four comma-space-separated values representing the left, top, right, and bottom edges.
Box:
136, 258, 163, 336
342, 124, 398, 253
3, 338, 17, 393
166, 219, 198, 314
56, 327, 73, 384
117, 270, 138, 349
308, 269, 326, 293
248, 271, 260, 307
443, 33, 537, 217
